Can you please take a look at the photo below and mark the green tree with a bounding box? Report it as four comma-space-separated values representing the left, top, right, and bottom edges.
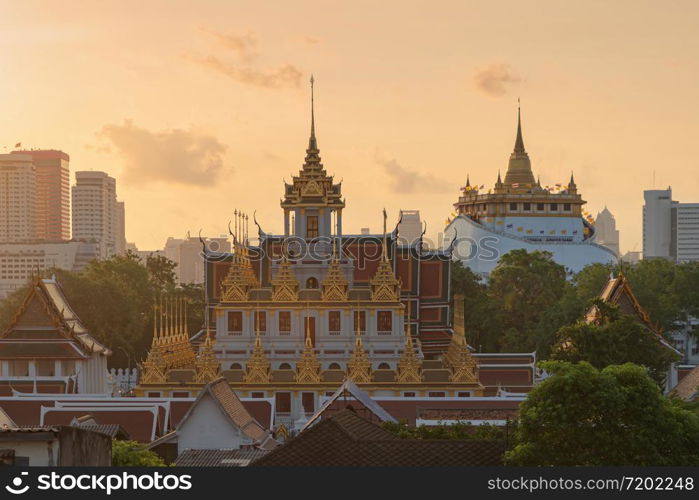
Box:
487, 250, 567, 352
625, 258, 680, 332
112, 440, 166, 466
506, 361, 699, 466
450, 261, 500, 352
383, 420, 506, 441
550, 302, 678, 384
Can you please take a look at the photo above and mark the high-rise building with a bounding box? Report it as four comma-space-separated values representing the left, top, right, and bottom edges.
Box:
162, 235, 231, 284
594, 207, 620, 256
12, 149, 70, 242
643, 187, 699, 262
0, 154, 36, 243
71, 171, 125, 258
397, 210, 422, 246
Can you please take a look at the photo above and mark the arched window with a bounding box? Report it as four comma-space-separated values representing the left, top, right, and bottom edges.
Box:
279, 362, 292, 370
378, 362, 390, 370
328, 363, 341, 370
230, 363, 242, 370
306, 277, 319, 289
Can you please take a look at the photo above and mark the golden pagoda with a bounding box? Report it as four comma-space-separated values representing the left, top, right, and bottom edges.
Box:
295, 325, 322, 384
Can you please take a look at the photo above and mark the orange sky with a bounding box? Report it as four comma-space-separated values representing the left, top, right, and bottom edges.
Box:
1, 0, 698, 253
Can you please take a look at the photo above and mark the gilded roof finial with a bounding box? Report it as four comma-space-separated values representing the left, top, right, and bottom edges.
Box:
309, 74, 317, 150
514, 98, 525, 153
466, 175, 470, 188
381, 208, 388, 261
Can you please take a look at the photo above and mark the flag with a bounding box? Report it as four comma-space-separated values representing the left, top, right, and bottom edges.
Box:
14, 142, 21, 148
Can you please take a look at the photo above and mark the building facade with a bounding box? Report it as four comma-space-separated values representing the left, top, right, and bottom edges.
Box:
0, 153, 37, 243
594, 206, 620, 256
397, 210, 422, 246
71, 171, 125, 258
444, 109, 616, 275
0, 241, 100, 299
12, 150, 70, 242
643, 187, 699, 262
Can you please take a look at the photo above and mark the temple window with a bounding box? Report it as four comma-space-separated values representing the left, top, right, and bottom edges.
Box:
550, 203, 558, 211
255, 311, 267, 334
305, 277, 319, 289
275, 392, 292, 414
147, 392, 161, 398
10, 360, 29, 377
523, 203, 531, 211
353, 310, 366, 334
230, 363, 243, 370
172, 391, 189, 398
509, 202, 518, 211
279, 363, 292, 370
378, 362, 390, 370
428, 391, 446, 397
278, 311, 291, 334
302, 392, 315, 413
457, 392, 471, 398
537, 203, 545, 211
306, 215, 319, 239
328, 363, 341, 370
36, 360, 55, 377
328, 311, 341, 334
251, 392, 265, 398
377, 311, 392, 334
403, 392, 416, 397
227, 311, 243, 335
564, 203, 571, 211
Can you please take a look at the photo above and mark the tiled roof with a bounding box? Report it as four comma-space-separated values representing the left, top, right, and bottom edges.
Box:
174, 448, 269, 467
672, 365, 699, 401
252, 409, 505, 467
178, 378, 270, 444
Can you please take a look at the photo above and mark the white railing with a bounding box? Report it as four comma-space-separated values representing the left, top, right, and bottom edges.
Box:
108, 368, 139, 395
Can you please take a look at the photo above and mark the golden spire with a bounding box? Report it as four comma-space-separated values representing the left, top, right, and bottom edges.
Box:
370, 210, 401, 302
444, 294, 480, 384
321, 259, 348, 301
347, 317, 372, 384
296, 321, 321, 383
271, 246, 299, 301
244, 319, 271, 383
397, 301, 422, 383
141, 297, 166, 384
195, 331, 221, 383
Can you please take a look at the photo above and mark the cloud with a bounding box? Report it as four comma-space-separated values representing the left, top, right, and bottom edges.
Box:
190, 55, 302, 89
375, 151, 451, 194
200, 29, 258, 61
191, 29, 303, 89
99, 120, 228, 187
473, 64, 521, 97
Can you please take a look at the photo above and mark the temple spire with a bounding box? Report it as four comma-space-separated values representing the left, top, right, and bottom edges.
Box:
309, 75, 317, 150
514, 98, 525, 153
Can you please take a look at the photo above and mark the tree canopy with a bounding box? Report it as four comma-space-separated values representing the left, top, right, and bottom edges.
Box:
506, 361, 699, 466
111, 440, 166, 466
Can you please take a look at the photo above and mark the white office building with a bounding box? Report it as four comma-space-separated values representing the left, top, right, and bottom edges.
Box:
643, 187, 699, 262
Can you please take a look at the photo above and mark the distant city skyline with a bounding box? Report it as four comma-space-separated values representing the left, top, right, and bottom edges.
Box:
2, 1, 698, 252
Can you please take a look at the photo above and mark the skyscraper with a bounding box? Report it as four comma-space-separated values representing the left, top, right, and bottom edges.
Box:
594, 207, 620, 256
0, 153, 36, 243
13, 149, 70, 242
397, 210, 422, 246
71, 171, 125, 258
643, 187, 699, 262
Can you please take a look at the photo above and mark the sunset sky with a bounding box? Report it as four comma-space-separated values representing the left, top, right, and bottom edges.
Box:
1, 0, 698, 253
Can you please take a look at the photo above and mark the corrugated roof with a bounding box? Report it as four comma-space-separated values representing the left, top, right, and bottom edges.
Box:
174, 448, 269, 467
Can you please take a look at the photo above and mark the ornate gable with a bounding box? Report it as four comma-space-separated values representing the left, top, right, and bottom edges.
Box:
321, 259, 349, 301
347, 335, 372, 384
271, 258, 299, 302
296, 330, 321, 384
